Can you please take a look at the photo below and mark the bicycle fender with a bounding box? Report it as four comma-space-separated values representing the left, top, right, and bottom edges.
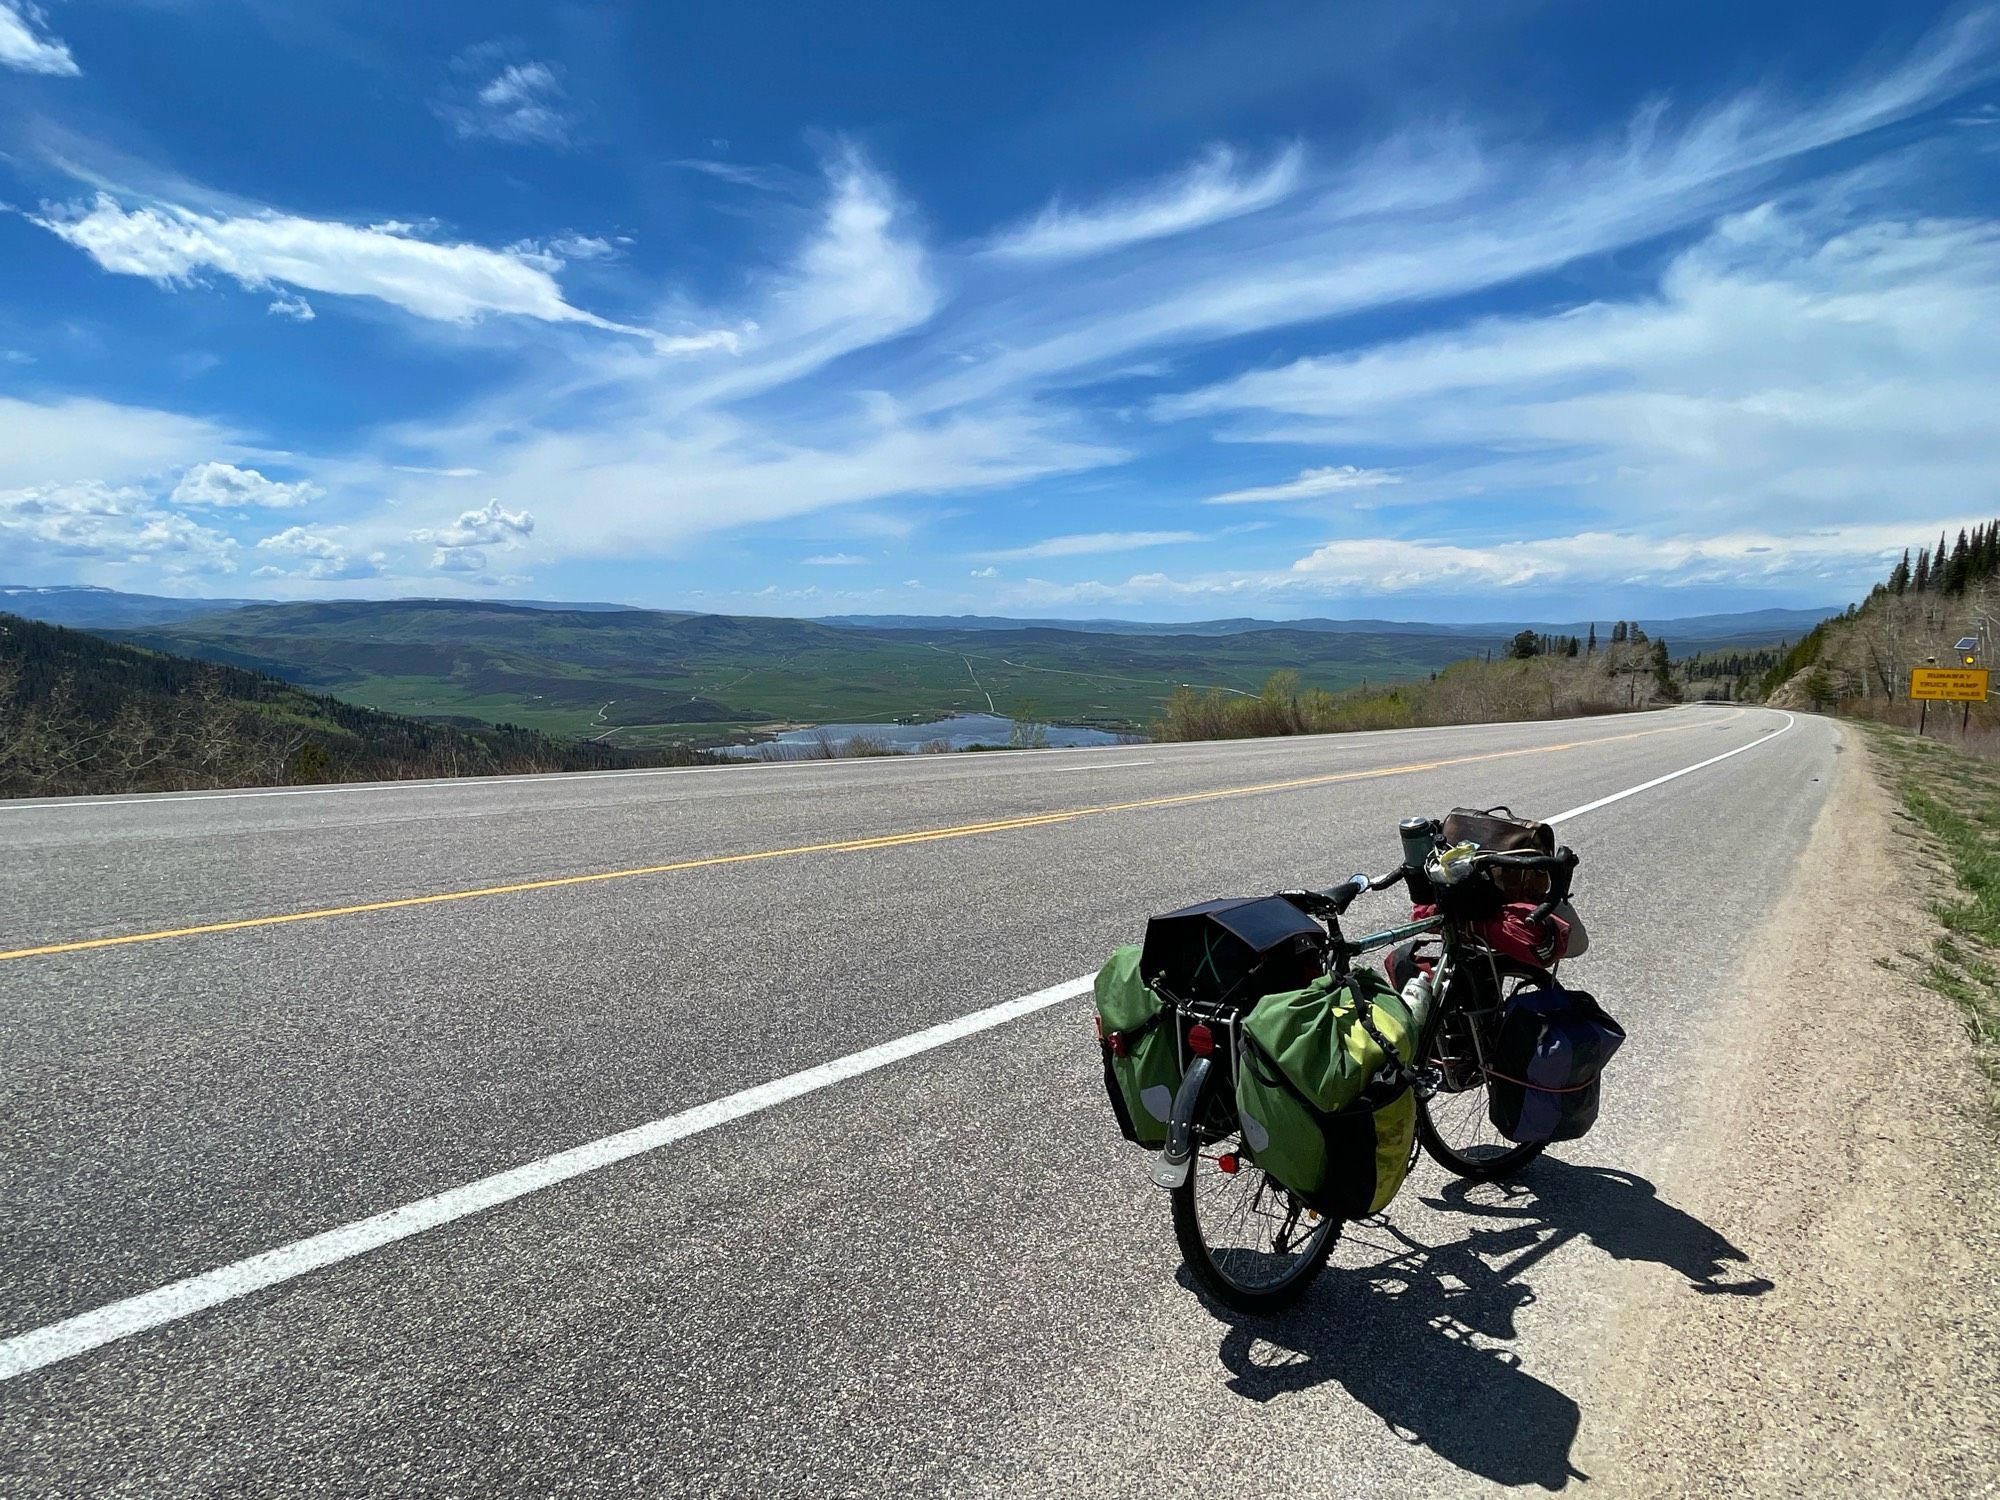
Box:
1151, 1055, 1213, 1190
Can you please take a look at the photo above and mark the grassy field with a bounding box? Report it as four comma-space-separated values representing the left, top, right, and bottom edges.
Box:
110, 601, 1501, 745
1864, 722, 2000, 1113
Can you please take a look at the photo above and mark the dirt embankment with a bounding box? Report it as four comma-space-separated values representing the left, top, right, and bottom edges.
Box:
1578, 723, 2000, 1495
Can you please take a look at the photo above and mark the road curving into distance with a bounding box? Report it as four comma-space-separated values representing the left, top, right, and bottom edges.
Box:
1, 705, 1830, 1497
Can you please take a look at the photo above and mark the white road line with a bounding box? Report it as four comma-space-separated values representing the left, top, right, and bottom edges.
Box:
0, 708, 1798, 1382
1546, 711, 1794, 823
0, 976, 1093, 1383
1038, 758, 1152, 773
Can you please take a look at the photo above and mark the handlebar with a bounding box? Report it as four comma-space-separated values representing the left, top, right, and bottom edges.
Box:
1288, 844, 1579, 925
1474, 848, 1579, 921
1315, 867, 1407, 916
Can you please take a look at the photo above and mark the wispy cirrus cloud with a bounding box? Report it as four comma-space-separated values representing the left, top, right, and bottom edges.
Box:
0, 2, 77, 76
1203, 465, 1400, 505
987, 143, 1303, 261
28, 192, 735, 350
437, 50, 577, 147
1175, 203, 2000, 534
981, 529, 1204, 561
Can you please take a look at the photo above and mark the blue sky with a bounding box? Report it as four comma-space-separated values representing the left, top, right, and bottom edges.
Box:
2, 1, 1997, 622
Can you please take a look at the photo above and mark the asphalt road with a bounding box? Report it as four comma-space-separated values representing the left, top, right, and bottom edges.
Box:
0, 706, 1834, 1497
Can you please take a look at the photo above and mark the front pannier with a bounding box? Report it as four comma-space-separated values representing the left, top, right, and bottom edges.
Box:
1235, 970, 1418, 1218
1484, 982, 1625, 1143
1093, 945, 1180, 1147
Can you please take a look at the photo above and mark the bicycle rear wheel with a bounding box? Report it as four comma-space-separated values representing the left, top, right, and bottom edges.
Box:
1170, 1137, 1338, 1312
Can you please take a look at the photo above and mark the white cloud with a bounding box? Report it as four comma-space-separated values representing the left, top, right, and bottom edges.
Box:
255, 525, 383, 580
30, 193, 719, 345
266, 291, 315, 321
0, 394, 238, 490
413, 498, 533, 573
968, 565, 998, 578
171, 460, 322, 510
439, 54, 577, 147
416, 497, 534, 548
983, 529, 1204, 561
1, 481, 237, 570
803, 552, 867, 565
0, 2, 77, 76
1173, 205, 2000, 535
988, 144, 1303, 261
1203, 465, 1401, 505
1285, 524, 1968, 592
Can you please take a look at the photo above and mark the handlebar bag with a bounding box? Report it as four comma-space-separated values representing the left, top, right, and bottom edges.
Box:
1234, 970, 1418, 1218
1441, 805, 1555, 855
1484, 982, 1625, 1144
1441, 806, 1559, 904
1093, 945, 1181, 1148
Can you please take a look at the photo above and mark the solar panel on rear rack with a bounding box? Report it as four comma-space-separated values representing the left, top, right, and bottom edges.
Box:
1138, 896, 1328, 1009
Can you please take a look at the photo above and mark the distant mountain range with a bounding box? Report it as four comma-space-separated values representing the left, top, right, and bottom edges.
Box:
4, 584, 1835, 644
821, 607, 1838, 642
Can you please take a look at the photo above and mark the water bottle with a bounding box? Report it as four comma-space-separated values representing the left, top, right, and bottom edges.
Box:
1400, 971, 1436, 1035
1398, 816, 1435, 873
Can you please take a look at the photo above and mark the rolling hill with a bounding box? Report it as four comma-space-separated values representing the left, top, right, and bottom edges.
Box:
100, 600, 1509, 744
0, 612, 705, 799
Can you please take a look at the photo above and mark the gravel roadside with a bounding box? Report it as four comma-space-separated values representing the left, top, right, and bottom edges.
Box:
1576, 722, 2000, 1495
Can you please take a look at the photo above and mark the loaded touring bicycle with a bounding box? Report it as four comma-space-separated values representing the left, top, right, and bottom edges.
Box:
1094, 808, 1624, 1311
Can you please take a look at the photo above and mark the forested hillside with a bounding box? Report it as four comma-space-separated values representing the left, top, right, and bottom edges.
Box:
0, 613, 705, 799
1762, 522, 2000, 727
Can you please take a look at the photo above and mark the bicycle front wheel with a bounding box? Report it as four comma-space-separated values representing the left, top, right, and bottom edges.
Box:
1170, 1140, 1338, 1312
1415, 1085, 1545, 1181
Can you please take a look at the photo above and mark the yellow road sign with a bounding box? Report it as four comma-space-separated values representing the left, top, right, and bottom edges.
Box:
1910, 666, 1990, 702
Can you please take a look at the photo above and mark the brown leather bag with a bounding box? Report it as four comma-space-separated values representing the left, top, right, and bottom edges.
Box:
1441, 806, 1556, 900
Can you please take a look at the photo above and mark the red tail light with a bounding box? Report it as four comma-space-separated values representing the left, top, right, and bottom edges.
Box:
1187, 1022, 1215, 1056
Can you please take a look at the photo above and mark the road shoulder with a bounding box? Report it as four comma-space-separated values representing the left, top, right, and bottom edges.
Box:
1576, 721, 2000, 1495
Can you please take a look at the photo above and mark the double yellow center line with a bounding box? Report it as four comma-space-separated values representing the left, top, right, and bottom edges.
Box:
0, 719, 1714, 963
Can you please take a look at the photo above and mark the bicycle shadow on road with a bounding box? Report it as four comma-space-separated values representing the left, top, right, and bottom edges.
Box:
1203, 1158, 1772, 1492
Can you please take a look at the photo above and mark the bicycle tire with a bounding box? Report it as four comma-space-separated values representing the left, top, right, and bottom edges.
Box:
1415, 1092, 1545, 1181
1170, 1163, 1338, 1313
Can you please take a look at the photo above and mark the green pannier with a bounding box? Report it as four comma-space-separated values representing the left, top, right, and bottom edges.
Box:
1094, 944, 1181, 1147
1235, 968, 1419, 1218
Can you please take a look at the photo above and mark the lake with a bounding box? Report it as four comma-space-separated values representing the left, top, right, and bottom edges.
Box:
720, 713, 1134, 758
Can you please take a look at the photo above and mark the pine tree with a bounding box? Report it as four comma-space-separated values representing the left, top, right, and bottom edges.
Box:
1914, 547, 1931, 592
1586, 623, 1597, 655
1565, 635, 1580, 658
1889, 548, 1911, 595
1934, 532, 1949, 588
1611, 621, 1628, 644
1947, 528, 1971, 594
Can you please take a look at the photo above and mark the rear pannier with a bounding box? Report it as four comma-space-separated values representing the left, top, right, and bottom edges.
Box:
1235, 969, 1419, 1218
1484, 982, 1625, 1144
1093, 944, 1180, 1147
